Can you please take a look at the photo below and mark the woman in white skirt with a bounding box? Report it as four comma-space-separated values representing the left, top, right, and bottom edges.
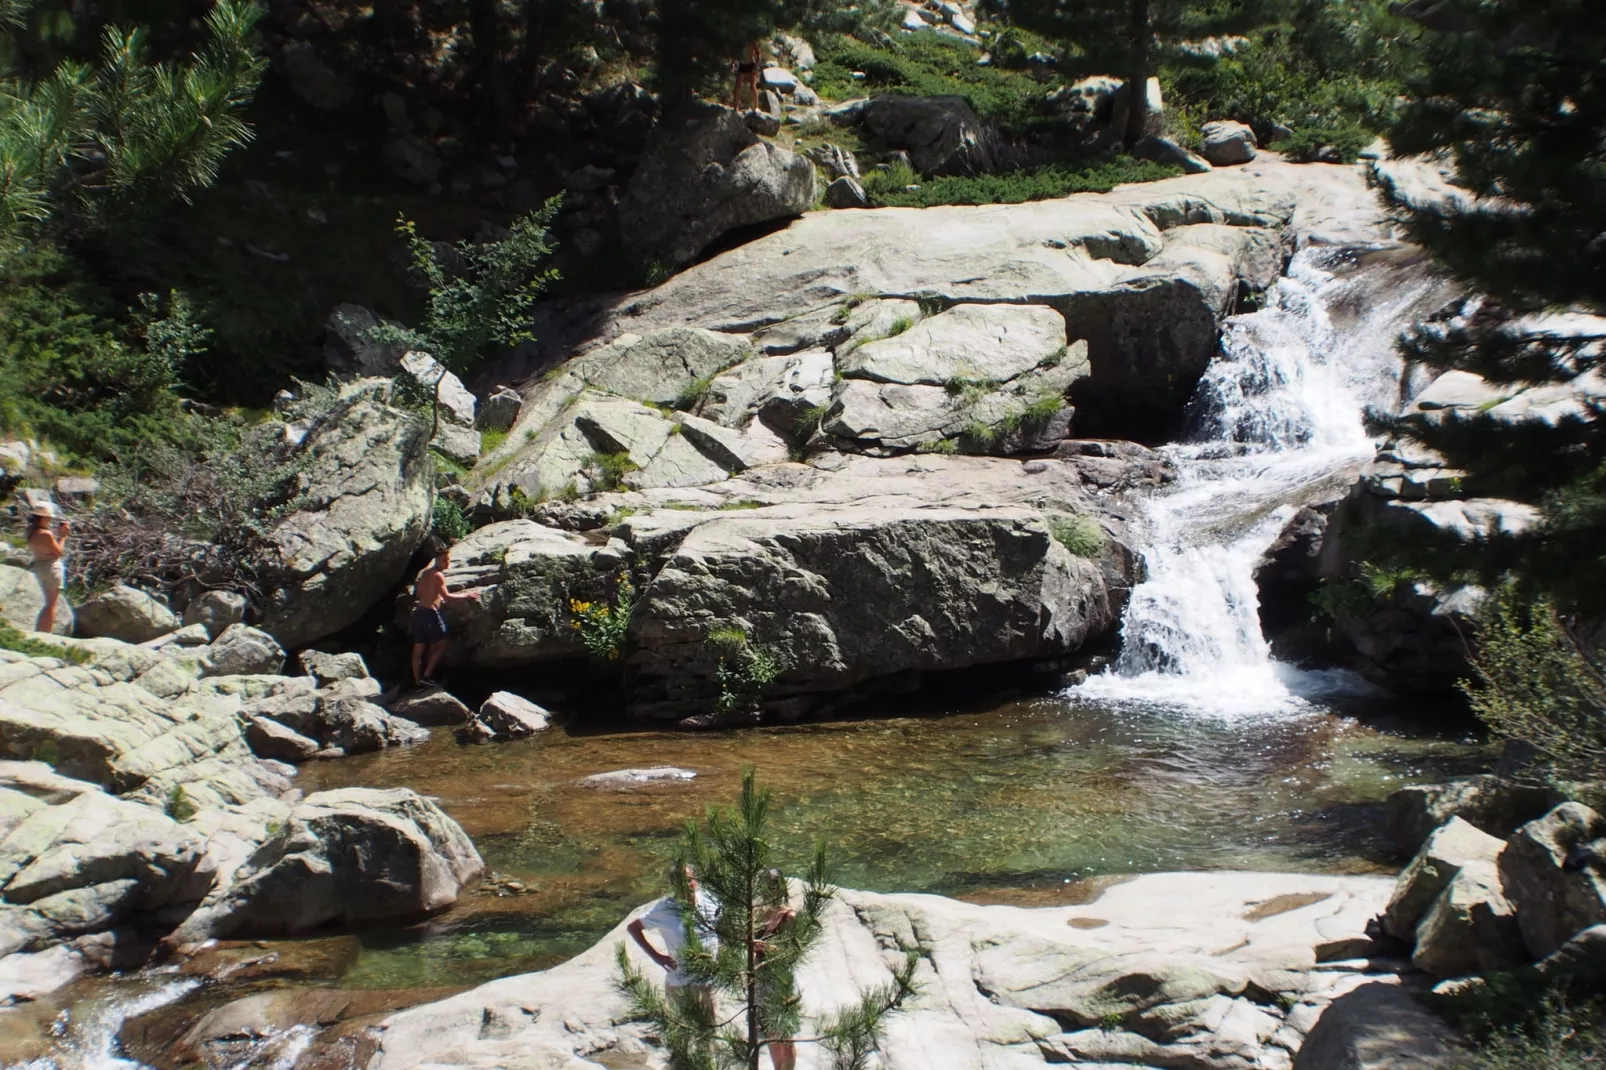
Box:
25, 503, 69, 633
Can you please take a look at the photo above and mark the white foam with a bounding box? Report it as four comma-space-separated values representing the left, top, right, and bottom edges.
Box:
1077, 247, 1447, 717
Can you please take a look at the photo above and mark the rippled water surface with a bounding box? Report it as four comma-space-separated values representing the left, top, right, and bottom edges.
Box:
297, 693, 1483, 990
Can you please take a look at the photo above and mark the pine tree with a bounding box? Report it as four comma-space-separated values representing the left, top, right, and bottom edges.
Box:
615, 769, 920, 1070
1010, 0, 1277, 146
0, 0, 266, 249
1375, 0, 1606, 611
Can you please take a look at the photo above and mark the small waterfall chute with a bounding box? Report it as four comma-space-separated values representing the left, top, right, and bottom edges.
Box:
1077, 246, 1450, 717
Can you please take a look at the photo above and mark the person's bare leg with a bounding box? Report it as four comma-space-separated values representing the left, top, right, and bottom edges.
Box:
412, 641, 426, 684
424, 639, 448, 680
36, 590, 56, 634
770, 1040, 796, 1070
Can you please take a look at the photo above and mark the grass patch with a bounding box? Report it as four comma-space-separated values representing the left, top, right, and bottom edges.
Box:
887, 315, 914, 337
0, 622, 89, 663
479, 427, 510, 455
1048, 515, 1106, 558
674, 371, 720, 411
811, 31, 1065, 135
1040, 344, 1068, 369
584, 451, 638, 492
917, 437, 959, 455
863, 157, 1183, 209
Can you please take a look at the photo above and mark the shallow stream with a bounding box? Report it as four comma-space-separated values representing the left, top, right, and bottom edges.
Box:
7, 240, 1483, 1068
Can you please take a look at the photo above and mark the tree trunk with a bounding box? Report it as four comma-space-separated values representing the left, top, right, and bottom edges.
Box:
468, 0, 511, 121
747, 869, 761, 1070
1123, 0, 1151, 149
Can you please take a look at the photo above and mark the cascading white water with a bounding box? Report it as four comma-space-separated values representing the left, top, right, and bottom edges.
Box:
15, 978, 200, 1070
1077, 245, 1448, 717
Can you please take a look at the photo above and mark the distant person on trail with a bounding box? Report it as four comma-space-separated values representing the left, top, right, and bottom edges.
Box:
411, 542, 480, 687
25, 503, 69, 634
732, 40, 763, 111
627, 864, 721, 1017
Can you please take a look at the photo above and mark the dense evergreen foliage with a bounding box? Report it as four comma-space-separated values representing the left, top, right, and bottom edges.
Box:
615, 769, 918, 1070
1377, 0, 1606, 612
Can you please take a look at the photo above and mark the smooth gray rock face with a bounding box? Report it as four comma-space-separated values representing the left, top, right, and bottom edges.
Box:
629, 508, 1111, 689
1411, 858, 1528, 978
254, 380, 434, 648
387, 687, 473, 727
242, 713, 321, 763
1385, 776, 1564, 856
206, 625, 287, 678
840, 304, 1070, 387
0, 789, 214, 957
1136, 134, 1213, 174
182, 590, 248, 640
1382, 816, 1505, 941
477, 387, 523, 432
188, 787, 483, 938
1202, 120, 1258, 165
369, 871, 1395, 1070
447, 457, 1134, 711
276, 40, 350, 110
298, 649, 370, 688
1499, 802, 1606, 958
568, 327, 750, 407
475, 692, 550, 739
617, 105, 815, 266
74, 585, 178, 644
1291, 981, 1463, 1070
324, 304, 407, 380
0, 563, 73, 636
578, 767, 696, 788
0, 651, 273, 804
823, 175, 869, 209
861, 95, 993, 176
399, 351, 477, 427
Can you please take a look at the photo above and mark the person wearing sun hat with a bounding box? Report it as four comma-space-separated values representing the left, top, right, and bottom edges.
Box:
25, 501, 69, 633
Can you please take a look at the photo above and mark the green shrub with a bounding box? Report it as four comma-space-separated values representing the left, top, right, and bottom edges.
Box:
673, 371, 720, 411
1020, 392, 1065, 434
431, 498, 471, 543
1048, 515, 1106, 558
568, 573, 636, 662
1462, 586, 1606, 785
863, 157, 1183, 209
1462, 1003, 1604, 1070
165, 783, 197, 821
1309, 579, 1374, 623
711, 628, 785, 714
811, 31, 1061, 133
887, 315, 914, 337
584, 451, 639, 492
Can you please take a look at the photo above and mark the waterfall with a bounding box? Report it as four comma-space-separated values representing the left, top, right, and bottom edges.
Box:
1076, 245, 1449, 717
15, 978, 200, 1070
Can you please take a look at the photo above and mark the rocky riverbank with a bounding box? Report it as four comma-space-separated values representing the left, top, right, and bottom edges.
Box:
0, 633, 489, 1005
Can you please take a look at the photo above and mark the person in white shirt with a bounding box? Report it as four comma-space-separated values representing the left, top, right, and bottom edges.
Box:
627, 864, 721, 1015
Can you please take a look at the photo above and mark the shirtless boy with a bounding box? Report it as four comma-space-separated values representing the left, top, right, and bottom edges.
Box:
411, 544, 480, 687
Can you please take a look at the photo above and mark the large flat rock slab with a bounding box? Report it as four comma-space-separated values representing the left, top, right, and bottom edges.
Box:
369, 871, 1397, 1070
